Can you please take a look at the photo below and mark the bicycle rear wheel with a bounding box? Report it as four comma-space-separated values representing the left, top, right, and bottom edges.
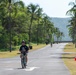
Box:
21, 55, 26, 69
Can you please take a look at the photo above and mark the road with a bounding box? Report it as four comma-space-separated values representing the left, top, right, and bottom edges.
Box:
0, 43, 71, 75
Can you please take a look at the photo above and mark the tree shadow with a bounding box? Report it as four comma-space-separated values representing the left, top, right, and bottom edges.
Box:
17, 68, 23, 69
67, 45, 72, 46
60, 56, 74, 59
51, 56, 75, 59
64, 48, 74, 49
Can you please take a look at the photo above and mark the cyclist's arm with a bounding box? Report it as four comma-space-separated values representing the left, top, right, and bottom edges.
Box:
26, 46, 29, 53
19, 46, 22, 53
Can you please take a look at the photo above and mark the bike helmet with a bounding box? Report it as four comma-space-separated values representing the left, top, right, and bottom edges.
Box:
22, 40, 26, 43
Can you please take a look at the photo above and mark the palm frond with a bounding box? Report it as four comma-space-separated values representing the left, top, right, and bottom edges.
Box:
14, 1, 24, 8
69, 2, 75, 6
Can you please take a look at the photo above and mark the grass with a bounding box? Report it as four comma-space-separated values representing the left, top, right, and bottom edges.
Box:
63, 43, 76, 75
30, 43, 46, 51
0, 44, 46, 58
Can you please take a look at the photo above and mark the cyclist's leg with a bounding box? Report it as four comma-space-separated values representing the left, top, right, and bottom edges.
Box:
26, 56, 28, 63
25, 55, 28, 65
21, 54, 24, 68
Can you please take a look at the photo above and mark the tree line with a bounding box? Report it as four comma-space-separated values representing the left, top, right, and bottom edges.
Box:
0, 0, 64, 51
67, 0, 76, 48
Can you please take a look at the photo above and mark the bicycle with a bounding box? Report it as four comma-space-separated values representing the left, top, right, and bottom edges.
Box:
21, 52, 27, 69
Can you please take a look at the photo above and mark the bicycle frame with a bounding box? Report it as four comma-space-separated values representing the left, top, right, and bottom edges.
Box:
21, 54, 27, 69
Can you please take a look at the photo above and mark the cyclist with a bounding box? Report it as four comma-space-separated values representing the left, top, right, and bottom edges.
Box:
19, 40, 29, 65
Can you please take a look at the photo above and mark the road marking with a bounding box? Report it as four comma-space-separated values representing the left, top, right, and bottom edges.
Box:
4, 67, 39, 71
24, 67, 39, 71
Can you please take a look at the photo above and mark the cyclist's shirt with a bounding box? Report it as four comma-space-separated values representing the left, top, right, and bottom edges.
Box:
19, 45, 29, 55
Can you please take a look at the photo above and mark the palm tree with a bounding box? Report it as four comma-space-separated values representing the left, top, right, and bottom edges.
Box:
42, 14, 49, 42
66, 0, 76, 48
36, 7, 43, 45
27, 3, 39, 47
68, 26, 75, 42
67, 17, 76, 46
66, 0, 76, 17
54, 28, 61, 43
46, 20, 55, 46
42, 14, 55, 46
9, 0, 24, 52
0, 0, 24, 52
59, 32, 64, 41
67, 18, 75, 42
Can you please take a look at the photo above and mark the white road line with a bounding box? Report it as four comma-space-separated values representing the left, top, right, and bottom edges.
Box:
4, 67, 39, 71
24, 67, 39, 71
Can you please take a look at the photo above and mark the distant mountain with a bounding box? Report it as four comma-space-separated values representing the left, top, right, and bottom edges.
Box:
49, 17, 72, 41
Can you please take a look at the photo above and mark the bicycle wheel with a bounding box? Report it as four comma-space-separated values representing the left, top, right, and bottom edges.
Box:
21, 58, 24, 69
24, 55, 27, 68
21, 55, 26, 69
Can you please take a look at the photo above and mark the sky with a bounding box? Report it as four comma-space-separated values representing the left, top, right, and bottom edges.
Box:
22, 0, 74, 18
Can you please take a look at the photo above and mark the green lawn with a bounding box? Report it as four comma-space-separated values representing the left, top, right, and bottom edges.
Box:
63, 43, 76, 75
0, 44, 46, 58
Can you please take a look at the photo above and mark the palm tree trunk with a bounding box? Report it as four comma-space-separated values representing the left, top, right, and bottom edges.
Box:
29, 15, 33, 47
29, 24, 31, 47
50, 34, 53, 47
37, 19, 39, 45
57, 37, 59, 44
9, 2, 12, 52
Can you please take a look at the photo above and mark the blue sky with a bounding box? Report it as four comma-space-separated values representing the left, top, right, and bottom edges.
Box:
22, 0, 73, 18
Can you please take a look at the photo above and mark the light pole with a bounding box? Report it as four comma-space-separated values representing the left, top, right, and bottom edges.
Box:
8, 0, 12, 52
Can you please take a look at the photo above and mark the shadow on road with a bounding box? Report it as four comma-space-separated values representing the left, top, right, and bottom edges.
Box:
50, 52, 76, 59
64, 48, 74, 49
50, 56, 74, 59
60, 56, 74, 59
17, 68, 23, 69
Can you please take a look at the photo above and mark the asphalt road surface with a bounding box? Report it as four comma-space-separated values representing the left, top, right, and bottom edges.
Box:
0, 43, 71, 75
